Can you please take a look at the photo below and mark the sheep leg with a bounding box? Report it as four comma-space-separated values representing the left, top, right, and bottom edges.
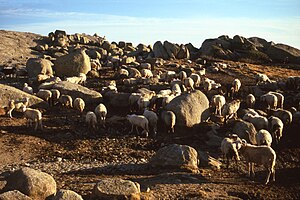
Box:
7, 109, 13, 118
39, 120, 43, 131
130, 124, 134, 133
34, 121, 38, 131
272, 168, 276, 182
247, 162, 251, 177
250, 163, 255, 178
136, 126, 140, 135
265, 168, 271, 185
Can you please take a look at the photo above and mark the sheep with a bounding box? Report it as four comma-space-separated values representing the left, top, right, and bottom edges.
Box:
50, 89, 60, 106
137, 96, 151, 111
231, 78, 241, 97
129, 93, 142, 112
123, 78, 138, 86
128, 67, 141, 78
268, 91, 284, 109
292, 111, 300, 124
94, 103, 107, 127
243, 113, 269, 131
196, 68, 205, 76
268, 116, 284, 144
221, 100, 241, 123
126, 114, 149, 137
20, 105, 43, 131
73, 98, 85, 113
78, 73, 87, 85
239, 140, 276, 184
36, 89, 52, 105
161, 71, 176, 82
115, 68, 129, 79
143, 109, 158, 137
286, 76, 300, 90
22, 83, 33, 95
65, 76, 83, 85
37, 74, 53, 82
255, 73, 271, 85
211, 94, 226, 116
260, 93, 278, 110
189, 73, 201, 88
162, 95, 175, 108
59, 94, 73, 108
246, 94, 256, 108
161, 110, 176, 134
158, 89, 172, 96
140, 69, 153, 78
203, 79, 212, 93
178, 71, 187, 80
183, 77, 194, 92
221, 135, 242, 168
85, 111, 97, 133
172, 83, 182, 96
270, 109, 293, 125
256, 129, 272, 146
7, 97, 29, 118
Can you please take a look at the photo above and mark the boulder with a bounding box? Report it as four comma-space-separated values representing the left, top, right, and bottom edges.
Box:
0, 190, 33, 200
248, 37, 271, 51
232, 119, 257, 144
92, 178, 140, 200
52, 81, 102, 104
205, 130, 223, 147
51, 189, 83, 200
3, 167, 56, 200
198, 151, 222, 170
150, 144, 199, 173
199, 38, 231, 58
176, 44, 190, 59
26, 58, 54, 78
266, 43, 300, 64
153, 41, 169, 60
103, 91, 131, 108
53, 49, 91, 77
0, 84, 48, 109
165, 90, 209, 127
163, 41, 180, 59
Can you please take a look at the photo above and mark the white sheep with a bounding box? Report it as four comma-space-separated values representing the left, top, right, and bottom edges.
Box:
203, 78, 212, 93
7, 97, 29, 118
246, 94, 255, 108
243, 113, 269, 131
59, 94, 73, 108
78, 73, 87, 85
189, 73, 201, 88
20, 105, 43, 131
232, 78, 241, 97
23, 83, 33, 94
73, 98, 85, 113
65, 76, 82, 84
196, 68, 205, 76
183, 77, 194, 92
270, 109, 293, 125
268, 116, 284, 144
137, 96, 150, 111
221, 135, 242, 168
256, 129, 272, 146
143, 109, 158, 136
178, 71, 187, 80
171, 83, 182, 96
140, 69, 153, 78
161, 110, 176, 134
255, 73, 271, 85
239, 140, 276, 184
211, 94, 226, 116
94, 103, 107, 127
36, 89, 52, 105
268, 91, 284, 109
85, 111, 97, 133
161, 71, 176, 82
50, 89, 60, 106
37, 74, 53, 82
158, 89, 172, 96
222, 99, 241, 123
126, 114, 149, 136
260, 93, 278, 110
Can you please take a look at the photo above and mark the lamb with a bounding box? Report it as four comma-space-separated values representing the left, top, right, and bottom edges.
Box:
256, 129, 272, 146
20, 105, 43, 131
94, 103, 107, 127
239, 140, 276, 184
221, 99, 241, 123
73, 98, 85, 113
260, 93, 278, 110
221, 135, 242, 168
270, 109, 292, 125
85, 111, 97, 133
126, 114, 149, 137
50, 89, 60, 106
189, 73, 201, 88
243, 113, 269, 131
183, 77, 194, 92
268, 116, 284, 144
140, 69, 153, 78
268, 91, 284, 109
211, 94, 226, 116
255, 73, 271, 85
59, 94, 73, 108
161, 110, 176, 134
246, 94, 255, 108
36, 89, 52, 105
231, 78, 241, 97
143, 109, 158, 137
7, 97, 29, 118
22, 83, 33, 95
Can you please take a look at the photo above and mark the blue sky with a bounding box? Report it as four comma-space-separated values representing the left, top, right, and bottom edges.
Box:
1, 0, 299, 48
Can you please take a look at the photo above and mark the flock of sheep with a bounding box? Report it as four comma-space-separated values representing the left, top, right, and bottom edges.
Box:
4, 56, 300, 185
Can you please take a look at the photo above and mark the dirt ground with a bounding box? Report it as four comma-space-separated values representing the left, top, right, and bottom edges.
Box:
0, 31, 300, 199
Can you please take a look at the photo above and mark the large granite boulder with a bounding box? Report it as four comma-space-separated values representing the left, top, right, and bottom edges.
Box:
232, 119, 257, 144
103, 91, 131, 108
176, 44, 190, 59
198, 151, 222, 170
92, 178, 140, 200
150, 144, 199, 173
165, 90, 209, 127
52, 81, 102, 104
153, 41, 169, 60
51, 189, 83, 200
26, 58, 54, 78
3, 168, 56, 200
53, 49, 91, 77
266, 43, 300, 64
0, 84, 48, 109
163, 41, 180, 59
0, 190, 32, 200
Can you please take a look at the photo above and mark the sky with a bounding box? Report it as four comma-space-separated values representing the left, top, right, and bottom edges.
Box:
0, 0, 299, 48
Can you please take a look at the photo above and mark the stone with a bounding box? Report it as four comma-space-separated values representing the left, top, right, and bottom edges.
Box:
153, 41, 169, 60
150, 144, 199, 173
232, 119, 257, 144
266, 43, 300, 64
176, 44, 190, 59
198, 151, 222, 170
53, 49, 91, 77
165, 90, 209, 127
205, 130, 223, 147
163, 41, 180, 59
87, 49, 102, 59
92, 178, 140, 200
103, 91, 131, 108
52, 81, 102, 104
3, 167, 56, 200
51, 189, 83, 200
0, 190, 33, 200
0, 84, 48, 109
26, 58, 54, 78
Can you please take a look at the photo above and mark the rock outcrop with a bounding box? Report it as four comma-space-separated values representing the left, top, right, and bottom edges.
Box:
51, 189, 83, 200
0, 190, 33, 200
26, 58, 53, 78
